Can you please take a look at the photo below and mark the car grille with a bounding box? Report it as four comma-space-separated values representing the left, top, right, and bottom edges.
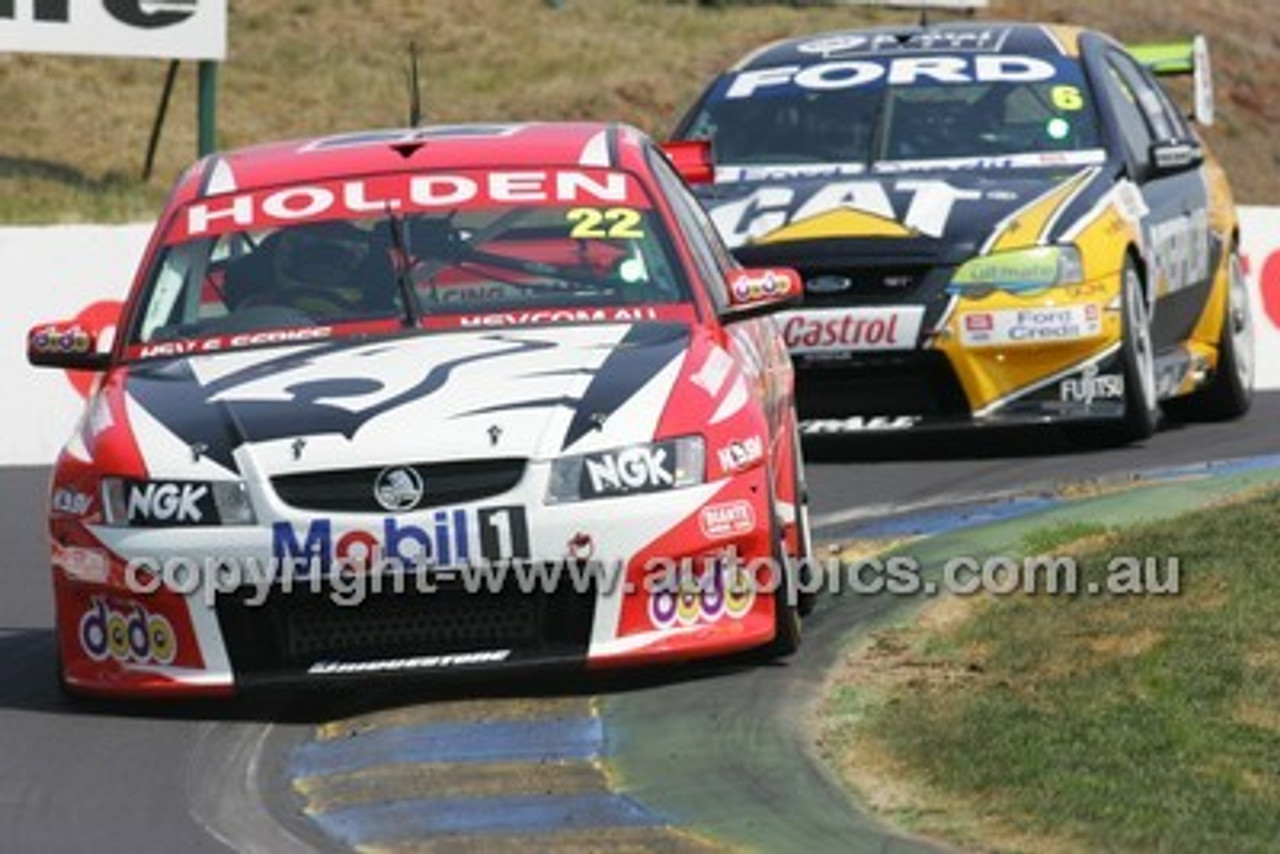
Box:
216, 573, 596, 678
734, 241, 955, 304
271, 459, 526, 513
795, 352, 970, 419
800, 263, 936, 303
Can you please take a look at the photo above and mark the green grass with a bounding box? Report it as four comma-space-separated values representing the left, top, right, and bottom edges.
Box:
835, 489, 1280, 853
1019, 520, 1113, 557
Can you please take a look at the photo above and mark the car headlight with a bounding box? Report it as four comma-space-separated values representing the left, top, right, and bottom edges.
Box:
101, 478, 255, 527
950, 246, 1084, 294
546, 437, 705, 504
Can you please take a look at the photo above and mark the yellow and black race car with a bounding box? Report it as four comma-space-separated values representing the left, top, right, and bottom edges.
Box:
669, 22, 1253, 442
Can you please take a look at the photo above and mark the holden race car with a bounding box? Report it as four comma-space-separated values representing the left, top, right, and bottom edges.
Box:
668, 22, 1254, 441
28, 122, 813, 698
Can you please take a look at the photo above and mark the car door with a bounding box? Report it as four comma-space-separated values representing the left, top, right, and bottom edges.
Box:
1100, 48, 1215, 355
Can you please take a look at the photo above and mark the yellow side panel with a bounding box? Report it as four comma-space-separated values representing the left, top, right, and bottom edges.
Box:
939, 197, 1132, 412
1072, 205, 1131, 283
939, 292, 1122, 412
989, 168, 1094, 253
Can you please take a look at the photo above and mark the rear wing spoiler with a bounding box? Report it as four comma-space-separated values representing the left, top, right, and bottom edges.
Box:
1129, 34, 1214, 126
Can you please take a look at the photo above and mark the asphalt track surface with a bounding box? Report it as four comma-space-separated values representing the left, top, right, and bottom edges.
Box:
1, 393, 1277, 853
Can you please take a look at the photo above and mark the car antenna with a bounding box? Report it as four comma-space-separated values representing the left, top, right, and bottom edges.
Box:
393, 42, 429, 158
407, 41, 424, 127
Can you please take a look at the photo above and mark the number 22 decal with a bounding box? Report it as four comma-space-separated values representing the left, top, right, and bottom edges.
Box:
567, 207, 645, 239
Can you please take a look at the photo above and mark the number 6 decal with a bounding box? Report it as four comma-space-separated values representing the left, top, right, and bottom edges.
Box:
1051, 85, 1083, 111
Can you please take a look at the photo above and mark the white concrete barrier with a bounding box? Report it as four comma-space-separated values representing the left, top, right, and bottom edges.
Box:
2, 224, 151, 465
2, 212, 1278, 465
1240, 206, 1280, 392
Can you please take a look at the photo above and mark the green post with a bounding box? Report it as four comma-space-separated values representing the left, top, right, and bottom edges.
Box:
197, 60, 218, 156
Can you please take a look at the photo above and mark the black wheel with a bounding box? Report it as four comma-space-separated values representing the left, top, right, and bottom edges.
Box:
1164, 248, 1254, 421
765, 554, 803, 658
1069, 258, 1158, 446
762, 463, 802, 659
789, 422, 817, 618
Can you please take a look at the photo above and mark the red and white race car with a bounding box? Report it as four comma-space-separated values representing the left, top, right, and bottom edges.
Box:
28, 122, 812, 698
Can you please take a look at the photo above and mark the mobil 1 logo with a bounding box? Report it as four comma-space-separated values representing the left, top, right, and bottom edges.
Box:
478, 506, 531, 564
0, 1, 199, 28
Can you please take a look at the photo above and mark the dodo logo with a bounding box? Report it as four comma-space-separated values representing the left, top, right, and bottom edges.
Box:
648, 562, 756, 629
78, 597, 177, 665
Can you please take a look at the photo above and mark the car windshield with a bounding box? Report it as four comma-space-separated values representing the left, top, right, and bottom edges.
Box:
681, 52, 1104, 169
128, 168, 691, 350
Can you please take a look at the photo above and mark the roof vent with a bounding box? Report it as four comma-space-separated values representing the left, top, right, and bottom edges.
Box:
391, 141, 426, 159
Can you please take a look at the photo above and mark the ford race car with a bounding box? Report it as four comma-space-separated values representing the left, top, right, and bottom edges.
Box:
669, 22, 1254, 441
28, 122, 812, 698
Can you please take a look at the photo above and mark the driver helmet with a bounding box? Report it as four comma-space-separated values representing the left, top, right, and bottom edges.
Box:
273, 221, 370, 291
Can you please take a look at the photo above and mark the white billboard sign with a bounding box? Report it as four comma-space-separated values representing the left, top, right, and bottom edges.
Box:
0, 0, 225, 60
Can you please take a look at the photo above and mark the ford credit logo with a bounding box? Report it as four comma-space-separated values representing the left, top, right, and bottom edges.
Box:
374, 466, 425, 512
806, 275, 854, 294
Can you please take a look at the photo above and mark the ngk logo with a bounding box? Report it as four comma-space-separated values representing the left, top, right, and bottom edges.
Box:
585, 447, 674, 495
127, 482, 210, 524
1, 1, 201, 28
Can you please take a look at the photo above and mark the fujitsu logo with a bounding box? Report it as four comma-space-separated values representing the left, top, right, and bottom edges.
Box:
0, 1, 199, 28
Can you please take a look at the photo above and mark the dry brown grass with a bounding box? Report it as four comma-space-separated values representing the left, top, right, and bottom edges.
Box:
2, 0, 1276, 221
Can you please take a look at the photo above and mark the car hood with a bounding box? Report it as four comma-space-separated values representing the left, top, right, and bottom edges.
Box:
120, 323, 692, 481
694, 162, 1115, 263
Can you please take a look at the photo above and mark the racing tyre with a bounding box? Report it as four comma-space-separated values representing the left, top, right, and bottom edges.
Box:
790, 422, 817, 618
1070, 259, 1158, 446
762, 469, 802, 658
1164, 248, 1254, 421
765, 560, 803, 658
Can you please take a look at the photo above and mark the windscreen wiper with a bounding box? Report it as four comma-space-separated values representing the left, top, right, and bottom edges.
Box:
384, 206, 421, 327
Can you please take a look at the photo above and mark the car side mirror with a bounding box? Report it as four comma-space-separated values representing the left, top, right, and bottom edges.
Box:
1148, 140, 1204, 178
720, 268, 802, 321
27, 319, 112, 370
661, 139, 714, 186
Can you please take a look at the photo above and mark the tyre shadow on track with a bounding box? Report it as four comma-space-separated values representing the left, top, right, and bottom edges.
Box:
0, 628, 63, 713
0, 625, 780, 724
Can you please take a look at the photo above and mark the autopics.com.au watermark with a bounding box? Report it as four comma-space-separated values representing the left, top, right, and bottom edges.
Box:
119, 549, 1182, 609
840, 552, 1180, 598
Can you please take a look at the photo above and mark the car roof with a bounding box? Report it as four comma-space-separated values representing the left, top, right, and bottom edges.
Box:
730, 21, 1090, 71
168, 122, 654, 207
